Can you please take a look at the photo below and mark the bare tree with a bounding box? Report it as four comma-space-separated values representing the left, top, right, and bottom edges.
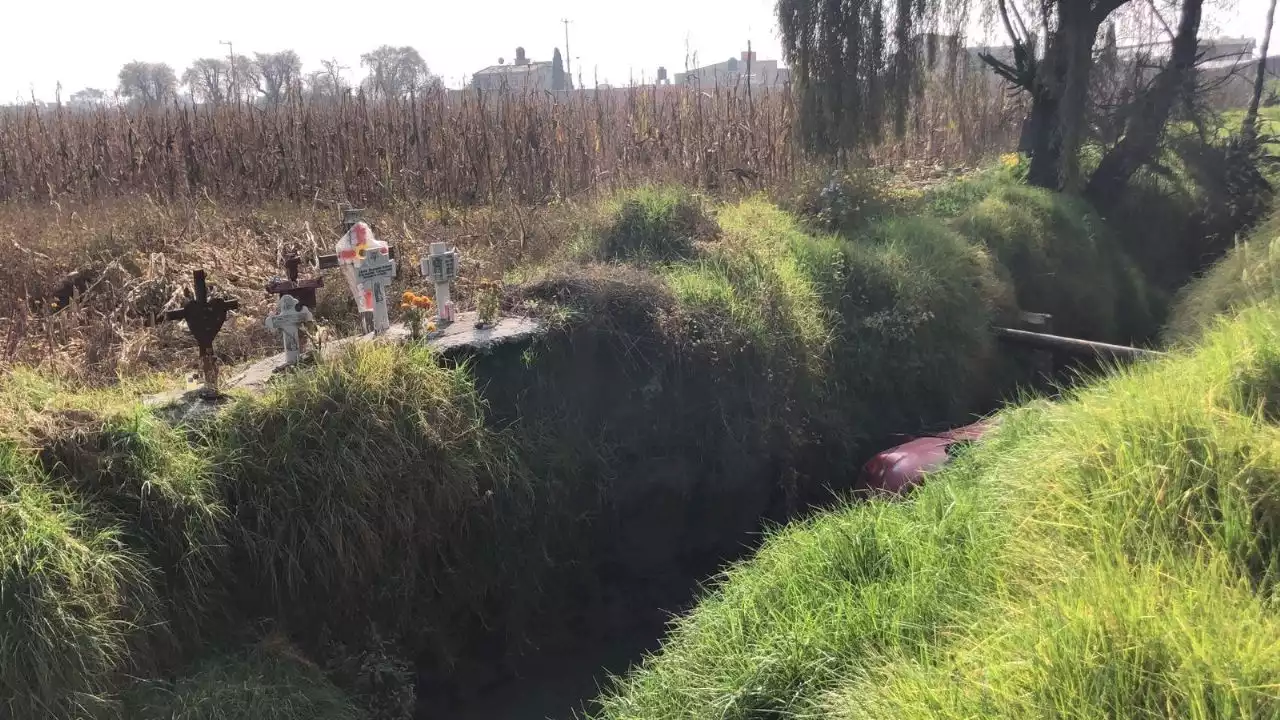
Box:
183, 58, 233, 104
117, 61, 177, 106
1243, 0, 1278, 142
305, 58, 350, 101
252, 50, 303, 105
359, 45, 440, 99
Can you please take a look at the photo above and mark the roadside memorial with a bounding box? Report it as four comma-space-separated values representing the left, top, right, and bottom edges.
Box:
265, 294, 314, 364
355, 249, 397, 334
421, 242, 459, 323
341, 207, 365, 234
156, 269, 239, 392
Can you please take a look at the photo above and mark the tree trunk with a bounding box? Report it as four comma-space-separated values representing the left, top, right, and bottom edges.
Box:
1084, 0, 1203, 212
1057, 2, 1101, 190
1243, 0, 1278, 142
1023, 85, 1061, 187
1025, 3, 1103, 190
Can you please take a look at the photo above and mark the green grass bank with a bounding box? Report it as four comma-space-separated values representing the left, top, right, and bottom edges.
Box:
592, 299, 1280, 720
1, 173, 1169, 717
1168, 209, 1280, 343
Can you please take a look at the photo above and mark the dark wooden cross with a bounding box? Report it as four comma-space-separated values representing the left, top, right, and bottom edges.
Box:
158, 270, 239, 389
317, 244, 399, 271
266, 255, 324, 310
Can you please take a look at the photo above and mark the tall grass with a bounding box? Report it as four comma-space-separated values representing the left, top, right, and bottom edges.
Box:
206, 342, 546, 652
572, 185, 719, 263
1167, 210, 1280, 342
0, 445, 157, 719
592, 302, 1280, 719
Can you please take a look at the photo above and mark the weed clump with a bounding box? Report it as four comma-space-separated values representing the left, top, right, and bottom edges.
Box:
1, 446, 156, 720
125, 639, 364, 720
207, 342, 542, 650
583, 186, 719, 263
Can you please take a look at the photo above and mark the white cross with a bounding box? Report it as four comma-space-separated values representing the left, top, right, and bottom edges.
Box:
355, 250, 397, 333
265, 294, 314, 363
420, 242, 459, 322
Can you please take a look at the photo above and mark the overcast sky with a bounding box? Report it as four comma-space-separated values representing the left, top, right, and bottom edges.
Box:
2, 0, 1277, 102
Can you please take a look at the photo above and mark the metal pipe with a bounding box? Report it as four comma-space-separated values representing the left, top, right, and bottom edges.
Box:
995, 326, 1164, 362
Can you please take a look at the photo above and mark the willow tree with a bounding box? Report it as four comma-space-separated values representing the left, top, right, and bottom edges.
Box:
779, 0, 1207, 196
777, 0, 941, 155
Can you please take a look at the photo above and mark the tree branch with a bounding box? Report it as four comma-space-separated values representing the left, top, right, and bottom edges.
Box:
1092, 0, 1130, 24
1146, 0, 1176, 42
1086, 0, 1204, 209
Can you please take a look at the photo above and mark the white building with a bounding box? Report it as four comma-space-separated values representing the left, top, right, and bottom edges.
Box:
472, 47, 562, 91
674, 51, 791, 87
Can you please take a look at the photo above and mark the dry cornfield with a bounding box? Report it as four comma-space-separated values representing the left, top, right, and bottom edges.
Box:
0, 75, 1020, 207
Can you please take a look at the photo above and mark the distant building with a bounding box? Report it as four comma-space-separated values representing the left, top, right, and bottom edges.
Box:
674, 51, 791, 87
472, 47, 558, 91
1114, 36, 1255, 68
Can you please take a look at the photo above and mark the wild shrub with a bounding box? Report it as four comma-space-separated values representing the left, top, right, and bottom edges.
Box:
785, 167, 906, 234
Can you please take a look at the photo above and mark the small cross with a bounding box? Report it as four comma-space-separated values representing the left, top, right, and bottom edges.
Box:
421, 242, 460, 323
158, 270, 239, 390
265, 293, 314, 364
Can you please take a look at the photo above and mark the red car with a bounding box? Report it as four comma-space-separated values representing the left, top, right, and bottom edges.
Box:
857, 419, 996, 495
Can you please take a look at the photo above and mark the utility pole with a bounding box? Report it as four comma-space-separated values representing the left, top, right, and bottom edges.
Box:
562, 19, 573, 84
219, 40, 237, 103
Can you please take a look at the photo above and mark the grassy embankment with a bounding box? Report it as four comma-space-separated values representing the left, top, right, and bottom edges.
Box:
1, 170, 1163, 718
591, 215, 1280, 719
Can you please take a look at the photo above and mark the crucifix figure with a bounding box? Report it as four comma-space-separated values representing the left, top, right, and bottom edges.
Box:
354, 250, 396, 333
159, 270, 239, 391
265, 294, 314, 364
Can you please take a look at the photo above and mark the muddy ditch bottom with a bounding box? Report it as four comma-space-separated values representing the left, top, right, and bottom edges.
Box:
429, 555, 725, 720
